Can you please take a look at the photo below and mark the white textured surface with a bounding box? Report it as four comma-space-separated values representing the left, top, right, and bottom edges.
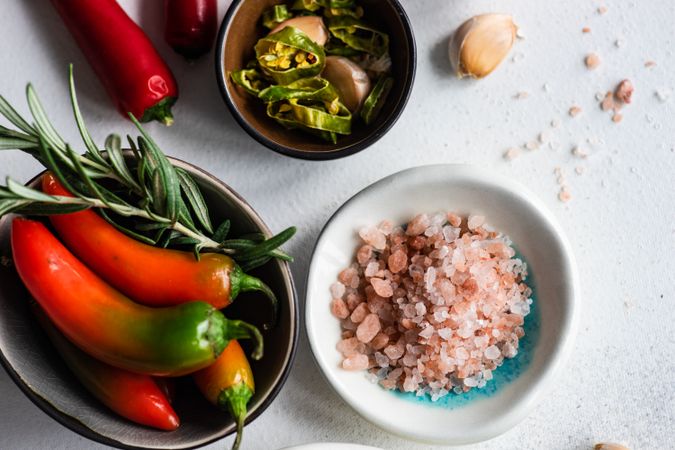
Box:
0, 1, 673, 449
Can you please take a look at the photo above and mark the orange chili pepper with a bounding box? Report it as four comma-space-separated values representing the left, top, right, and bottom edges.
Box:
42, 173, 276, 315
193, 340, 254, 450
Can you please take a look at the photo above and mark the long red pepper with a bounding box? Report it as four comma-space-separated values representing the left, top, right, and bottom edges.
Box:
193, 340, 254, 450
11, 218, 264, 376
33, 305, 180, 431
42, 173, 276, 313
50, 0, 179, 125
165, 0, 218, 59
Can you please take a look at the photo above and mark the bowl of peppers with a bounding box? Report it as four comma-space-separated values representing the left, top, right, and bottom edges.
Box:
0, 71, 298, 450
216, 0, 416, 160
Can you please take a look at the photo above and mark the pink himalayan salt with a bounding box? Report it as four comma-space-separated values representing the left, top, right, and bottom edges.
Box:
406, 214, 430, 236
330, 282, 346, 299
387, 250, 407, 273
342, 354, 369, 371
330, 298, 349, 319
359, 226, 386, 250
356, 313, 381, 343
336, 337, 364, 356
357, 245, 373, 266
371, 278, 393, 297
371, 332, 390, 350
331, 211, 532, 398
350, 302, 369, 323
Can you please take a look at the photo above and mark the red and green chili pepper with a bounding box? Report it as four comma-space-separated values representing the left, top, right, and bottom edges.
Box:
33, 305, 180, 431
193, 340, 254, 450
50, 0, 179, 124
11, 218, 263, 377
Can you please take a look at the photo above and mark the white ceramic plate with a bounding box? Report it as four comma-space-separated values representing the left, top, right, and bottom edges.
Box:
305, 164, 579, 445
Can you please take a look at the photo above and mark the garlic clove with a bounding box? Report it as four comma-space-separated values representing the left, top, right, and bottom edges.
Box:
448, 13, 517, 79
322, 56, 372, 113
270, 16, 329, 46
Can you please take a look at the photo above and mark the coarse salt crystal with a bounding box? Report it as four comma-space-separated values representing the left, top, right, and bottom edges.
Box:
330, 282, 346, 299
342, 354, 369, 371
467, 215, 485, 230
356, 313, 381, 343
485, 345, 501, 360
585, 53, 601, 69
569, 106, 582, 117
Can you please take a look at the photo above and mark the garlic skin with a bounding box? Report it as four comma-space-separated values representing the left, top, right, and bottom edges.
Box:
322, 56, 371, 113
270, 16, 329, 46
448, 14, 517, 79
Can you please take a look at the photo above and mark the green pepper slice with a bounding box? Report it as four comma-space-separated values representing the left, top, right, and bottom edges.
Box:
360, 76, 393, 125
258, 77, 339, 103
262, 4, 294, 29
327, 16, 389, 57
267, 97, 351, 142
230, 67, 270, 96
323, 6, 364, 19
292, 0, 355, 12
255, 27, 326, 85
325, 40, 362, 56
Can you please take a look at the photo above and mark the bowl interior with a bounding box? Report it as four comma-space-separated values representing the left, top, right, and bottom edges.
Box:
305, 165, 578, 445
0, 160, 297, 449
217, 0, 415, 158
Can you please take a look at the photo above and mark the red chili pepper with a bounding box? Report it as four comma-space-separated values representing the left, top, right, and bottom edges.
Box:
11, 218, 264, 377
193, 340, 254, 450
33, 305, 180, 431
165, 0, 218, 59
42, 173, 276, 314
50, 0, 179, 125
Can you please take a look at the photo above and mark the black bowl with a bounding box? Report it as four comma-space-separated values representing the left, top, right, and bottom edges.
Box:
215, 0, 416, 160
0, 158, 298, 449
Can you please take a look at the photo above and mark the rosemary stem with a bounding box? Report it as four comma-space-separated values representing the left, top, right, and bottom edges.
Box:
53, 195, 230, 253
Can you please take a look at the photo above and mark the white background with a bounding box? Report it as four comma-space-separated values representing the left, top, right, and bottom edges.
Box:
1, 1, 674, 449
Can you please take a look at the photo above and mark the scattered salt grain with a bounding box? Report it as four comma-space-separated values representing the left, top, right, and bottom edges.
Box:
503, 147, 521, 160
644, 60, 657, 68
572, 146, 588, 158
612, 113, 623, 123
550, 118, 561, 128
582, 27, 591, 33
569, 106, 582, 117
601, 91, 615, 111
525, 140, 540, 150
575, 166, 586, 175
585, 53, 601, 70
615, 79, 634, 104
559, 186, 572, 203
597, 6, 607, 14
514, 91, 529, 100
538, 131, 551, 144
655, 89, 671, 103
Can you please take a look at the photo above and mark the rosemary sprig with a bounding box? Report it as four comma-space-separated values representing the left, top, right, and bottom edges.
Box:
0, 66, 295, 268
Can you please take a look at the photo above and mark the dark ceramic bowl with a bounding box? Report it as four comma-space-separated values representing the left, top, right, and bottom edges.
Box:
215, 0, 416, 160
0, 158, 298, 449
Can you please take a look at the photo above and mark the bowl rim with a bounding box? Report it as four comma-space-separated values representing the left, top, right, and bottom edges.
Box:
214, 0, 417, 161
0, 156, 299, 450
304, 164, 580, 445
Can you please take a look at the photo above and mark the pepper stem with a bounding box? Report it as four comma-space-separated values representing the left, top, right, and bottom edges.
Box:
139, 97, 176, 126
224, 320, 264, 361
230, 265, 279, 330
218, 384, 253, 450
